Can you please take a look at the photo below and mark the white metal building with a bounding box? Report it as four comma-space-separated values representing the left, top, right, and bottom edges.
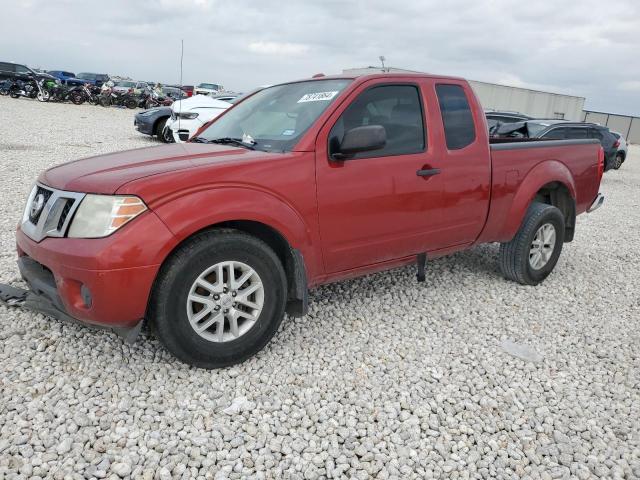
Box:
342, 67, 586, 121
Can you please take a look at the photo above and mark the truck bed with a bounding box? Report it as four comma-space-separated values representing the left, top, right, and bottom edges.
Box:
477, 138, 602, 243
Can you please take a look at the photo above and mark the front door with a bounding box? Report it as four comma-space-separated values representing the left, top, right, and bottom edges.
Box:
315, 81, 447, 273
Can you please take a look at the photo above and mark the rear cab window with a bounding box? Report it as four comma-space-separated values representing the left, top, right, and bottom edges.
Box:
436, 84, 475, 150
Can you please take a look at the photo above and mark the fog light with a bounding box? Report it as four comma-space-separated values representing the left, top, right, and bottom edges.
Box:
80, 284, 92, 308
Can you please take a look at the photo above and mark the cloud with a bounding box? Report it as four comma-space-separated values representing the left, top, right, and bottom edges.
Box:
619, 81, 640, 92
248, 41, 310, 56
0, 0, 638, 115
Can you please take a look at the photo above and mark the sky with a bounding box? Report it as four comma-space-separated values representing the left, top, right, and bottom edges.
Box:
2, 0, 639, 116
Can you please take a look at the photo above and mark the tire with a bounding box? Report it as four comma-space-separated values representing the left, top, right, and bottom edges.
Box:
71, 93, 85, 105
155, 117, 171, 143
613, 153, 623, 170
37, 91, 50, 102
149, 229, 288, 368
125, 97, 138, 109
499, 202, 565, 286
99, 96, 110, 107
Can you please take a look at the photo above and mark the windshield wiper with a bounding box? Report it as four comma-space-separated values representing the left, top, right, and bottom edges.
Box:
207, 137, 256, 150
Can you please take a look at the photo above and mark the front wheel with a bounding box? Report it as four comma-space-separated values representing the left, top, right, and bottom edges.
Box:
125, 97, 138, 109
155, 117, 172, 143
499, 202, 565, 285
37, 91, 50, 102
149, 230, 288, 368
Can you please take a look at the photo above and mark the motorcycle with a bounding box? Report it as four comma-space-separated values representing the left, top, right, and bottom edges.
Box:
37, 77, 59, 102
99, 87, 138, 109
9, 78, 40, 99
140, 89, 173, 109
70, 83, 101, 105
42, 83, 75, 103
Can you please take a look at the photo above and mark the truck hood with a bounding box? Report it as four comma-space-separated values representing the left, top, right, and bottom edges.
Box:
39, 143, 262, 194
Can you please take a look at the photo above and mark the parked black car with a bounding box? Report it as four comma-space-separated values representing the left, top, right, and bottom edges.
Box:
134, 106, 173, 142
493, 120, 619, 170
0, 61, 38, 83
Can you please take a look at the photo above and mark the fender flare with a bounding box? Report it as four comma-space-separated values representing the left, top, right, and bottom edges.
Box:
499, 160, 576, 241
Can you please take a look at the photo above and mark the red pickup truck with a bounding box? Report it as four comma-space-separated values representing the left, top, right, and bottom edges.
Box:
2, 73, 605, 368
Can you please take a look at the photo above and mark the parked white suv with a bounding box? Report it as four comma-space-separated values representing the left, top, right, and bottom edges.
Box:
165, 95, 231, 142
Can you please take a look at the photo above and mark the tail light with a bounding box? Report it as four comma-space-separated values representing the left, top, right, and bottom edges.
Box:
613, 139, 620, 148
597, 146, 604, 180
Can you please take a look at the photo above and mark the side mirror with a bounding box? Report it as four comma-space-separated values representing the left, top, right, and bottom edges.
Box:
331, 125, 386, 160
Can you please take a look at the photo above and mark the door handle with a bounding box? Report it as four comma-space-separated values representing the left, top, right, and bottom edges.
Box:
416, 168, 441, 177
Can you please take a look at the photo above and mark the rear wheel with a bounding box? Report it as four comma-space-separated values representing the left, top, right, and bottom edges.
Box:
150, 230, 287, 368
613, 153, 623, 170
99, 96, 111, 107
499, 202, 565, 285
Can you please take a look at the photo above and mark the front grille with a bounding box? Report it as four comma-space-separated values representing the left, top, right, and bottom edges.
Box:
29, 186, 53, 225
22, 184, 85, 242
57, 199, 74, 231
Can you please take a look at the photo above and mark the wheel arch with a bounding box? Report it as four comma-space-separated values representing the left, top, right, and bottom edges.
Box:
500, 160, 576, 242
152, 115, 170, 135
148, 186, 317, 317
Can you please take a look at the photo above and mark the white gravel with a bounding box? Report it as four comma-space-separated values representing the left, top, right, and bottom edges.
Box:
0, 96, 639, 479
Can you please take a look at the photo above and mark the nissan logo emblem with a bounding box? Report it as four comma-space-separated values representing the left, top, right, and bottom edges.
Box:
30, 193, 45, 218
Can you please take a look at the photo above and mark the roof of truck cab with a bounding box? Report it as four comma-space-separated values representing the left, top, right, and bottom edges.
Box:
286, 72, 467, 84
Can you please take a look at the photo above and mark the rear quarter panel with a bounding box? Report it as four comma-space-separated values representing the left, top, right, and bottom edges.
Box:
477, 140, 601, 243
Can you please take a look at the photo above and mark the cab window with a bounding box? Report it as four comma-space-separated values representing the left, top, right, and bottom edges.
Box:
328, 84, 425, 159
436, 84, 476, 150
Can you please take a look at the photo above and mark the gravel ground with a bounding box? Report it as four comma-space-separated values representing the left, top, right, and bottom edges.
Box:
0, 96, 638, 480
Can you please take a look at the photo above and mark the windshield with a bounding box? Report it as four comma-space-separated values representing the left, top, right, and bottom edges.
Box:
77, 73, 95, 80
117, 81, 135, 87
196, 79, 352, 152
199, 83, 219, 89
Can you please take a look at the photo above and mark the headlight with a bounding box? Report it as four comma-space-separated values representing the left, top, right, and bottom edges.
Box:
68, 195, 147, 238
178, 112, 199, 119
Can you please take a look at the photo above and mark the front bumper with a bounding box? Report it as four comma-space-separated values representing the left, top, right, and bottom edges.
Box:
134, 114, 155, 135
14, 210, 176, 330
0, 259, 143, 342
166, 117, 202, 143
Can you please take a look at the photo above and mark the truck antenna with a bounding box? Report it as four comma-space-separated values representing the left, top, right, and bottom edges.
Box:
178, 39, 184, 135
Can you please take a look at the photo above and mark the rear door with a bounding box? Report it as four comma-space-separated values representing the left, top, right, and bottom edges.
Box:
431, 83, 492, 248
315, 79, 447, 273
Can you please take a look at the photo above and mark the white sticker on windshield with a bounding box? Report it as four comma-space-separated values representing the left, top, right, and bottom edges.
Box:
297, 91, 339, 103
282, 129, 295, 136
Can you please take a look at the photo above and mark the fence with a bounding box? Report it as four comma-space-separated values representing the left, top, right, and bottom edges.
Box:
583, 110, 639, 144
